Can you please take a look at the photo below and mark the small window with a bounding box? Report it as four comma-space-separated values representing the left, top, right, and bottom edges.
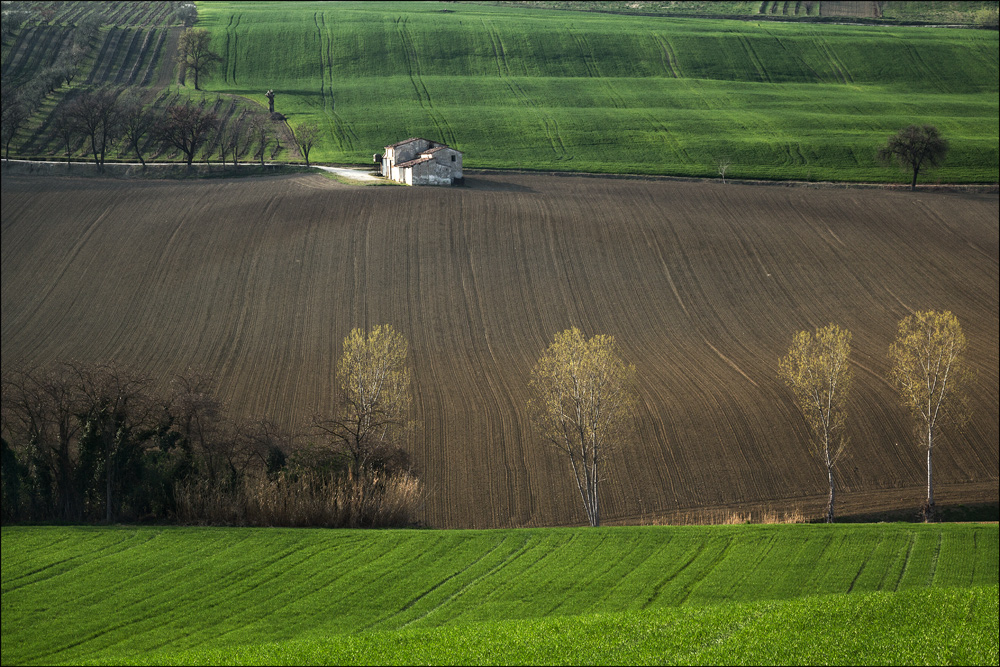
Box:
451, 155, 456, 162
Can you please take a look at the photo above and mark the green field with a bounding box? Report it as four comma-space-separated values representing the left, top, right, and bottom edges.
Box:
3, 1, 997, 182
3, 523, 997, 665
194, 0, 999, 182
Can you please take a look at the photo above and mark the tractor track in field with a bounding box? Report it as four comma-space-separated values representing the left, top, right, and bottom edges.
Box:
395, 16, 457, 148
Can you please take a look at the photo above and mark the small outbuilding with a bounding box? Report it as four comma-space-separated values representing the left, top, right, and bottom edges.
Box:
381, 138, 463, 186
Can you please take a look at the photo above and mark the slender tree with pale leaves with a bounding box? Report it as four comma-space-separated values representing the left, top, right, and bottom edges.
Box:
889, 310, 971, 522
779, 323, 853, 523
528, 327, 637, 527
312, 325, 412, 476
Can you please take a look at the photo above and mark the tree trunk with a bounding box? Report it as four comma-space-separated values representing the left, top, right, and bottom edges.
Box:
910, 166, 919, 190
89, 134, 101, 169
826, 463, 835, 523
105, 455, 114, 523
592, 460, 600, 527
924, 434, 935, 522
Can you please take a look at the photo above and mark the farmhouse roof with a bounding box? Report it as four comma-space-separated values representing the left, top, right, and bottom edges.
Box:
387, 137, 433, 149
396, 156, 434, 168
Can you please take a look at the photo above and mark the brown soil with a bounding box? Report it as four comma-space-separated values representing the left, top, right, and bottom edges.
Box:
2, 171, 997, 528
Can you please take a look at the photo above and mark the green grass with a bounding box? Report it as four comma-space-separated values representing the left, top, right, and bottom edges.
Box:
2, 523, 997, 665
190, 0, 998, 182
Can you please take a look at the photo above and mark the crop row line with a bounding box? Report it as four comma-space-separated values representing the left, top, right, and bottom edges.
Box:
84, 26, 119, 85
138, 28, 166, 87
401, 535, 536, 629
113, 27, 145, 85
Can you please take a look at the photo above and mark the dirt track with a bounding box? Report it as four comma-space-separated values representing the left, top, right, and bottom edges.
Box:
2, 172, 997, 527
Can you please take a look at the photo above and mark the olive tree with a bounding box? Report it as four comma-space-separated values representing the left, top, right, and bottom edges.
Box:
889, 310, 971, 522
779, 323, 853, 523
878, 125, 949, 191
528, 327, 637, 527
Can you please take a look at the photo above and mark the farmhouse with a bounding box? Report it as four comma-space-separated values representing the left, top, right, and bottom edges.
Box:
379, 138, 463, 186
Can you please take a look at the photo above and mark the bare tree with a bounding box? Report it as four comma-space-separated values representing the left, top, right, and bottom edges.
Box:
215, 122, 233, 166
176, 28, 222, 91
249, 113, 272, 166
878, 124, 949, 191
889, 310, 972, 522
118, 88, 157, 167
717, 157, 732, 184
167, 371, 224, 483
1, 364, 84, 521
66, 86, 123, 171
311, 325, 413, 476
216, 112, 255, 167
528, 327, 637, 527
231, 418, 290, 479
229, 112, 256, 166
159, 101, 218, 166
1, 90, 31, 160
295, 121, 320, 167
779, 323, 853, 523
51, 104, 77, 165
69, 362, 159, 524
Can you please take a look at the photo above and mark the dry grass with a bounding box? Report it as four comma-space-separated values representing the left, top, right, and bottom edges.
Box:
173, 470, 424, 528
636, 507, 809, 526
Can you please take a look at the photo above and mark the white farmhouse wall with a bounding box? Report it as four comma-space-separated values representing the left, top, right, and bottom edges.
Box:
382, 138, 463, 186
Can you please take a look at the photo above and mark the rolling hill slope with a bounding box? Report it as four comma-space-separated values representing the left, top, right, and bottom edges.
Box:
2, 523, 997, 665
195, 0, 998, 180
2, 1, 997, 182
2, 172, 996, 528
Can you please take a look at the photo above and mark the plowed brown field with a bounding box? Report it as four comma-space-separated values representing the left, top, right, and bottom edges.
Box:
2, 172, 997, 528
